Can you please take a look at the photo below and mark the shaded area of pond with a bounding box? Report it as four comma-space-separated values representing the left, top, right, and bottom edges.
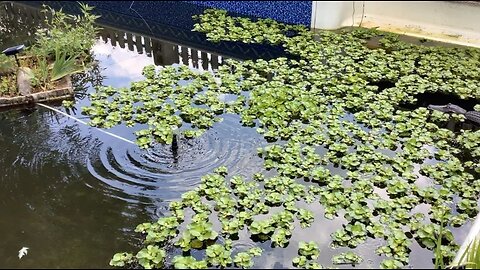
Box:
0, 2, 476, 269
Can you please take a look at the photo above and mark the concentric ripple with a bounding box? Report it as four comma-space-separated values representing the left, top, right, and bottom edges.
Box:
86, 115, 266, 203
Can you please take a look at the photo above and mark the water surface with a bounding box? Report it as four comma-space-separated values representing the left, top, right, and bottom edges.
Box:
0, 2, 474, 269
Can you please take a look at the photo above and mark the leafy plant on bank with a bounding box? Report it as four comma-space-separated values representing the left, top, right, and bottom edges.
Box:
31, 2, 100, 62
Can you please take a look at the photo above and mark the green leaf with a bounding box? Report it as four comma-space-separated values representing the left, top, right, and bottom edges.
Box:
50, 48, 85, 81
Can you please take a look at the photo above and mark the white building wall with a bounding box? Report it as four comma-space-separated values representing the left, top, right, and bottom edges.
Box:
311, 1, 480, 48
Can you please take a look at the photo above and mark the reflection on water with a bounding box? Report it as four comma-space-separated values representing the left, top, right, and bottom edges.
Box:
97, 27, 227, 70
0, 2, 43, 48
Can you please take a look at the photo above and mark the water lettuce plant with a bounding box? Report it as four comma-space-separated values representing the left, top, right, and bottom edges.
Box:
332, 251, 363, 265
107, 7, 480, 269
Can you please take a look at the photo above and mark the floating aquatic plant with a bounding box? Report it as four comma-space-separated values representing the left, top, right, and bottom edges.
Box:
108, 7, 480, 269
332, 251, 363, 265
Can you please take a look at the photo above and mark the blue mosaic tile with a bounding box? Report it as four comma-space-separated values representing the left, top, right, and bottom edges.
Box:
24, 1, 311, 29
84, 1, 205, 30
186, 1, 312, 26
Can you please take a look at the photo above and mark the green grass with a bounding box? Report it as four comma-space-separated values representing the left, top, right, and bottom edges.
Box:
457, 237, 480, 269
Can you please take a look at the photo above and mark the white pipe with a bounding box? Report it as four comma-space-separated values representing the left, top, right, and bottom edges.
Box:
37, 103, 136, 145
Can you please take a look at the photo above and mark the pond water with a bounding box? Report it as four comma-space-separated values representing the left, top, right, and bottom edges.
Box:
0, 2, 475, 269
0, 2, 266, 268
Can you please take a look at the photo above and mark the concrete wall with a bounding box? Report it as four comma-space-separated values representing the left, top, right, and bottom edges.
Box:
312, 1, 480, 48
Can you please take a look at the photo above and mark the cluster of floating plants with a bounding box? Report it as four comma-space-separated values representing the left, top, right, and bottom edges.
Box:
81, 64, 246, 146
100, 8, 480, 269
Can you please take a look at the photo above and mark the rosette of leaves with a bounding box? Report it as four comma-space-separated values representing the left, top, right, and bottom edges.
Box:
135, 216, 180, 244
457, 198, 479, 217
332, 222, 368, 248
376, 229, 411, 265
264, 191, 283, 206
109, 252, 134, 267
332, 251, 363, 265
233, 247, 262, 269
271, 228, 292, 247
293, 241, 320, 268
175, 220, 218, 251
380, 259, 404, 269
415, 223, 456, 253
296, 208, 315, 228
135, 245, 166, 269
386, 178, 411, 197
271, 210, 295, 231
205, 244, 232, 267
298, 241, 320, 259
172, 256, 208, 269
344, 201, 372, 222
310, 166, 331, 184
221, 217, 243, 235
457, 130, 480, 159
249, 219, 275, 240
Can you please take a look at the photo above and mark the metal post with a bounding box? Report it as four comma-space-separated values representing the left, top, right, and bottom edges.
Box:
14, 54, 20, 67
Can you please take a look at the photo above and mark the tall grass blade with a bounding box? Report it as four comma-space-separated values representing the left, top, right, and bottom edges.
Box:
50, 48, 85, 81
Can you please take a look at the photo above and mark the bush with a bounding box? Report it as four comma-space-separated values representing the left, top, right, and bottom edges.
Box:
30, 2, 100, 62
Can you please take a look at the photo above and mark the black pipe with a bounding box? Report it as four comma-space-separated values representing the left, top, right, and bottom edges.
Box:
171, 133, 178, 163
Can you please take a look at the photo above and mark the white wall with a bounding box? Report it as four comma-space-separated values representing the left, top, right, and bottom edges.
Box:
311, 1, 480, 48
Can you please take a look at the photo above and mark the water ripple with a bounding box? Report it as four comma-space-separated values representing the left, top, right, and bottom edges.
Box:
86, 115, 266, 203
